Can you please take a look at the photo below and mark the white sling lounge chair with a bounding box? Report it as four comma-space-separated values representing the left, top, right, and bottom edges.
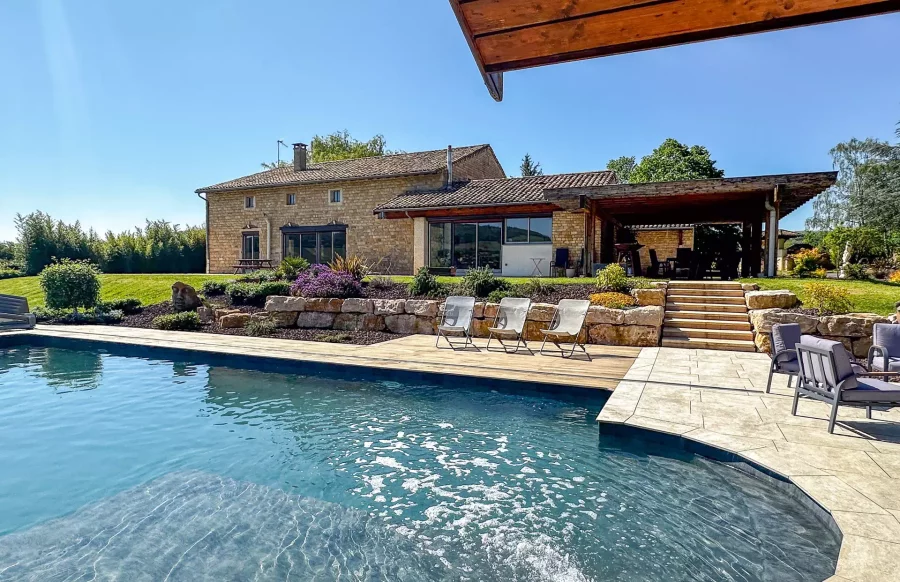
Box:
486, 297, 531, 354
436, 296, 477, 350
539, 299, 591, 359
0, 294, 36, 331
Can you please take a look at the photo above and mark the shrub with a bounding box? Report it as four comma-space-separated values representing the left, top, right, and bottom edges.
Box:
792, 248, 828, 278
97, 297, 143, 315
519, 278, 555, 296
200, 279, 230, 296
367, 275, 397, 290
276, 256, 309, 280
0, 268, 22, 280
226, 281, 292, 306
842, 263, 870, 280
626, 277, 652, 291
237, 269, 281, 283
804, 282, 852, 315
408, 267, 443, 298
589, 292, 637, 309
245, 317, 276, 337
39, 259, 101, 310
596, 264, 628, 293
462, 266, 509, 297
487, 289, 515, 303
151, 311, 201, 331
320, 332, 352, 343
33, 306, 123, 325
889, 271, 900, 284
290, 265, 363, 299
329, 255, 369, 281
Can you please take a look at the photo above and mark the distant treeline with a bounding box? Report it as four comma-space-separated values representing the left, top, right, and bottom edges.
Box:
8, 211, 205, 275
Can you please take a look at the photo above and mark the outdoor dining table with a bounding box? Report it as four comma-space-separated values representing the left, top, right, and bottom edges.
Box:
231, 258, 275, 274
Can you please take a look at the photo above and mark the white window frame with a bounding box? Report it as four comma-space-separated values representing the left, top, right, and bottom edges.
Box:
286, 193, 296, 206
328, 189, 343, 205
244, 195, 256, 209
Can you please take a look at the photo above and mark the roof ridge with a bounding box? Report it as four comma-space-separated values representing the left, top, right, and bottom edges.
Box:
468, 169, 616, 183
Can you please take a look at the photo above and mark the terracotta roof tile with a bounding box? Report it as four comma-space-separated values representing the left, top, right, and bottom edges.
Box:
197, 145, 490, 193
373, 171, 617, 212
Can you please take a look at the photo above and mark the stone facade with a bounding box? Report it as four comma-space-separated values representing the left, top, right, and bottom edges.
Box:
261, 296, 664, 347
634, 228, 694, 273
551, 212, 585, 271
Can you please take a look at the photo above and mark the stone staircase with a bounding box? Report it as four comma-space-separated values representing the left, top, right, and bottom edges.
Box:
660, 281, 756, 352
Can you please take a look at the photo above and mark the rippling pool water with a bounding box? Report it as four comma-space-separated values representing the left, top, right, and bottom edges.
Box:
0, 344, 837, 581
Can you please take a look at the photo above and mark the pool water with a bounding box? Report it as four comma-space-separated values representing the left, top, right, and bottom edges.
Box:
0, 345, 837, 581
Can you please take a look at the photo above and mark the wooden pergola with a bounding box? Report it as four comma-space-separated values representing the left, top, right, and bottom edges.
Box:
449, 0, 900, 101
543, 171, 837, 277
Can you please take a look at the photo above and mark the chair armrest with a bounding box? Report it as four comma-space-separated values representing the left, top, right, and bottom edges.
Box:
868, 345, 889, 372
771, 348, 796, 364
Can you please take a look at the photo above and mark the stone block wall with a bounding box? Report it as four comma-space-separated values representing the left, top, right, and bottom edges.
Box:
261, 296, 664, 347
634, 228, 693, 273
551, 212, 585, 269
449, 147, 506, 181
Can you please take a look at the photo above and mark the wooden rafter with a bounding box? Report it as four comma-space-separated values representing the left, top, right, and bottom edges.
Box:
450, 0, 900, 100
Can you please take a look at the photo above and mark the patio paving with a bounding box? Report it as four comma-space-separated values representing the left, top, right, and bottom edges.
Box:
598, 346, 900, 582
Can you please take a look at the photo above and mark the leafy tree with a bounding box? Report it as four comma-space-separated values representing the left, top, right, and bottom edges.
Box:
14, 211, 99, 275
260, 160, 292, 170
519, 153, 543, 177
310, 130, 401, 163
0, 241, 16, 261
606, 156, 635, 184
628, 139, 725, 183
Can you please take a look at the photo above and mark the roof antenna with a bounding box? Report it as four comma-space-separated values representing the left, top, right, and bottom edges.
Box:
277, 140, 289, 165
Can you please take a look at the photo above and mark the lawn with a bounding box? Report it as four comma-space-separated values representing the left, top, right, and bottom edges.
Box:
0, 274, 234, 309
740, 277, 900, 316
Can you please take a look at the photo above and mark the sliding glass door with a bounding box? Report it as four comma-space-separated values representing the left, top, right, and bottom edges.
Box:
431, 221, 503, 271
477, 222, 501, 270
283, 229, 346, 264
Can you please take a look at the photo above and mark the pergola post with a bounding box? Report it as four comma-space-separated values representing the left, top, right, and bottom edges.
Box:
750, 219, 763, 277
766, 186, 782, 277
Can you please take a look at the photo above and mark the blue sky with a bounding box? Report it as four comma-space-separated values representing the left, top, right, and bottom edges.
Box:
1, 0, 898, 241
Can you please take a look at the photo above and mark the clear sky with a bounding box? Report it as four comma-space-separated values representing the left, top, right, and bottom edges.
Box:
1, 0, 898, 241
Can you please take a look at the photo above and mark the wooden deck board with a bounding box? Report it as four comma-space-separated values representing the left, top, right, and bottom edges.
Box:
11, 326, 639, 391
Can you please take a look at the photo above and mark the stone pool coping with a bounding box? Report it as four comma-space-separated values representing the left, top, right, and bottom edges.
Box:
598, 346, 900, 582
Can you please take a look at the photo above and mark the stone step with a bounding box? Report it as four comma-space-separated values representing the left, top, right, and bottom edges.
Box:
665, 288, 745, 297
665, 294, 747, 305
666, 281, 743, 290
664, 317, 752, 331
666, 302, 748, 313
661, 309, 750, 322
662, 326, 755, 341
660, 336, 758, 352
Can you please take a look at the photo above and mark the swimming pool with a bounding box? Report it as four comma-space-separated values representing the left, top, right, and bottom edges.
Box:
0, 342, 838, 581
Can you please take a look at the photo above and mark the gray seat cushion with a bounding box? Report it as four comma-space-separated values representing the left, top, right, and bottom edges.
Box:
842, 377, 900, 403
871, 357, 900, 373
776, 359, 800, 374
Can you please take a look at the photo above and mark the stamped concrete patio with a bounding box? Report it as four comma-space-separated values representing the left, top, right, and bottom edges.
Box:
598, 346, 900, 582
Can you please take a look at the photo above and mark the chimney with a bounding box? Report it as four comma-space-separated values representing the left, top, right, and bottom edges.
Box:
293, 142, 308, 172
446, 145, 453, 189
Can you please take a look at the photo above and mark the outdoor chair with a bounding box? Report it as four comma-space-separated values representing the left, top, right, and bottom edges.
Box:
869, 323, 900, 374
0, 294, 36, 331
674, 248, 693, 279
539, 299, 591, 360
436, 296, 477, 350
486, 297, 532, 354
765, 323, 802, 393
795, 336, 900, 433
647, 249, 667, 278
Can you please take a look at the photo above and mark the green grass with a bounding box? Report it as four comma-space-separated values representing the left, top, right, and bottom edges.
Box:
740, 277, 900, 316
0, 274, 234, 309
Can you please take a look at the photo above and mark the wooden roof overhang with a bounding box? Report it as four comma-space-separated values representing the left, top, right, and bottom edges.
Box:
543, 172, 836, 226
449, 0, 900, 101
378, 201, 560, 220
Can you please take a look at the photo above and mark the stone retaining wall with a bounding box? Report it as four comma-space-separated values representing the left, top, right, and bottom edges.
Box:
255, 296, 665, 347
750, 308, 892, 357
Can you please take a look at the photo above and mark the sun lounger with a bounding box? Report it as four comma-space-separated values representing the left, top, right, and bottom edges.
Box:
0, 294, 36, 330
486, 297, 531, 354
436, 296, 476, 350
539, 299, 591, 359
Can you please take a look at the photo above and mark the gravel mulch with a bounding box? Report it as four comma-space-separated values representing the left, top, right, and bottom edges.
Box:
782, 307, 832, 317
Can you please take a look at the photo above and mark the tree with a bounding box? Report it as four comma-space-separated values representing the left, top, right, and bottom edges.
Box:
310, 130, 401, 163
260, 160, 292, 170
606, 156, 635, 184
0, 241, 15, 261
519, 153, 543, 177
628, 138, 725, 183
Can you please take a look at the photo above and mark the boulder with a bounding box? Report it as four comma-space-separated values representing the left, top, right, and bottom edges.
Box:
821, 335, 854, 353
219, 313, 250, 328
296, 312, 336, 328
384, 314, 416, 334
304, 298, 344, 313
372, 299, 405, 316
359, 315, 386, 332
748, 308, 819, 334
473, 302, 485, 319
405, 300, 439, 318
471, 318, 492, 338
197, 306, 213, 324
268, 311, 298, 328
265, 296, 306, 312
588, 324, 659, 347
483, 302, 499, 320
171, 282, 202, 312
333, 313, 361, 331
341, 298, 373, 314
745, 290, 798, 310
631, 288, 665, 307
890, 314, 898, 324
622, 306, 664, 327
415, 317, 436, 335
742, 283, 760, 292
527, 303, 556, 323
754, 333, 771, 354
214, 308, 241, 320
586, 306, 625, 326
852, 336, 873, 359
817, 313, 889, 338
523, 320, 547, 342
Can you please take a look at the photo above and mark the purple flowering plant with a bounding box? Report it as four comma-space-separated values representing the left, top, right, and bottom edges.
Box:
290, 264, 363, 299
